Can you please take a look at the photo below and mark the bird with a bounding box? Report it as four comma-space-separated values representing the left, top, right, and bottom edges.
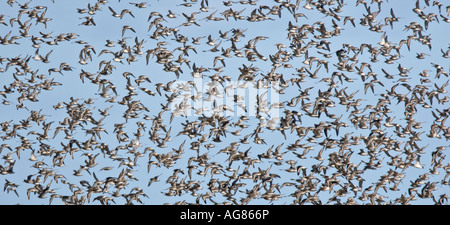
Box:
122, 25, 136, 37
79, 16, 96, 26
108, 7, 135, 19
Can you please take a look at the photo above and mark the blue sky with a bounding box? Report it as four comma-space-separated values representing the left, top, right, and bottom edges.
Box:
0, 0, 449, 205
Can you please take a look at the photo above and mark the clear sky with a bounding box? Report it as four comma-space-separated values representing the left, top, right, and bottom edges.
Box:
0, 0, 449, 205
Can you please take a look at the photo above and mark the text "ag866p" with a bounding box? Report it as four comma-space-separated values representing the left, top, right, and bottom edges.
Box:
224, 210, 269, 220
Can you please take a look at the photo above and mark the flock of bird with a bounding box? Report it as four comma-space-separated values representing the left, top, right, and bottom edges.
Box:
0, 0, 449, 205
